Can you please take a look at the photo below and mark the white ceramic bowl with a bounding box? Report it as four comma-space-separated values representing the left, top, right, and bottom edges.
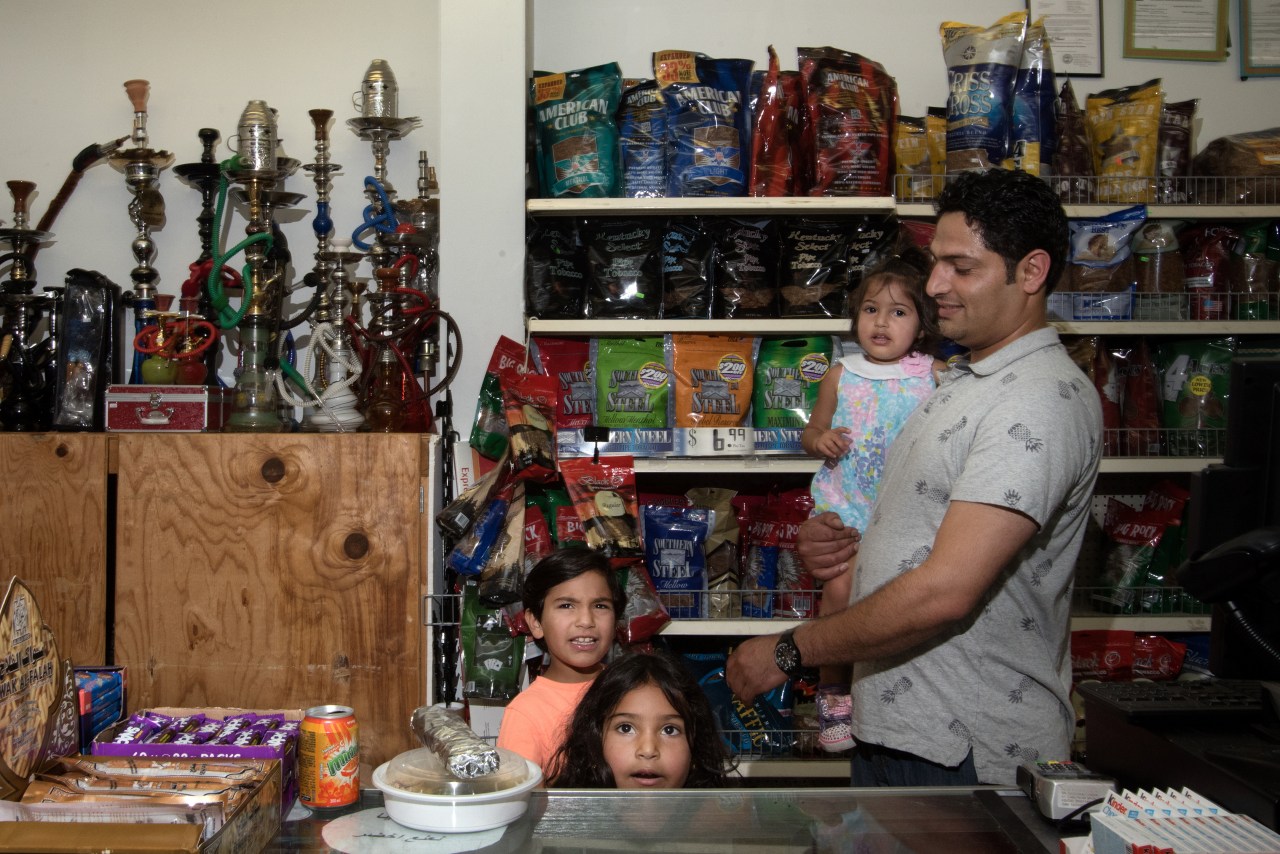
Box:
372, 756, 542, 833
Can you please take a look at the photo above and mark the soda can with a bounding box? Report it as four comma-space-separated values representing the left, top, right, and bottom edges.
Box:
298, 704, 359, 808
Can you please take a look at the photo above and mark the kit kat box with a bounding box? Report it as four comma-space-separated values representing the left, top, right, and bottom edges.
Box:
106, 384, 230, 432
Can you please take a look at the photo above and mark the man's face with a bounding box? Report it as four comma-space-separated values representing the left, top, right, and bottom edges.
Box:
926, 211, 1035, 362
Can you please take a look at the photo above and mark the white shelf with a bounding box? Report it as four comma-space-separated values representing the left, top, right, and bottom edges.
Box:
526, 196, 897, 216
1099, 457, 1219, 474
527, 318, 851, 335
533, 199, 1280, 220
657, 615, 1209, 637
736, 758, 849, 779
1054, 320, 1280, 336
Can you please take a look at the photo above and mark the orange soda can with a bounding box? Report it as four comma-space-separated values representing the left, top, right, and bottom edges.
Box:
298, 704, 359, 808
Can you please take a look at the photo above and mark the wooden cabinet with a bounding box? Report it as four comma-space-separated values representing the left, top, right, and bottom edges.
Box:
113, 433, 438, 774
1, 432, 439, 775
0, 433, 109, 668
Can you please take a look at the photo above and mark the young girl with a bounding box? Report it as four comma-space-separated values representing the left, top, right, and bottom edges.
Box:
801, 246, 944, 753
548, 649, 733, 789
496, 548, 627, 774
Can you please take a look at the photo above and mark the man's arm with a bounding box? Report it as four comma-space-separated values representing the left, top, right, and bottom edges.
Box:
725, 500, 1039, 702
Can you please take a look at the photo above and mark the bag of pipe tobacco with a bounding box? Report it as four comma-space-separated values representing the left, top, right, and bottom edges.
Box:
654, 50, 754, 197
525, 218, 588, 319
615, 557, 671, 643
1005, 16, 1056, 176
531, 63, 623, 199
1156, 99, 1197, 205
777, 218, 851, 317
461, 582, 524, 700
752, 336, 833, 429
478, 481, 527, 606
686, 487, 740, 619
940, 11, 1027, 173
592, 337, 669, 430
712, 217, 778, 318
500, 365, 558, 483
469, 336, 528, 460
1086, 78, 1162, 204
683, 651, 794, 755
559, 454, 642, 560
668, 333, 756, 429
530, 336, 594, 430
436, 446, 511, 541
582, 217, 663, 319
738, 501, 810, 619
750, 46, 801, 197
1154, 336, 1235, 457
843, 214, 900, 309
526, 484, 575, 549
641, 505, 712, 619
797, 46, 897, 196
660, 217, 715, 319
619, 78, 667, 199
1052, 78, 1094, 203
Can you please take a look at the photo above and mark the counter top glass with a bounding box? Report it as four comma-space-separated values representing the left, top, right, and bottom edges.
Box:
264, 785, 1067, 853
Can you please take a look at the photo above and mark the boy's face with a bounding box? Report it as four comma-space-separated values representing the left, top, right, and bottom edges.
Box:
602, 682, 691, 789
526, 570, 616, 683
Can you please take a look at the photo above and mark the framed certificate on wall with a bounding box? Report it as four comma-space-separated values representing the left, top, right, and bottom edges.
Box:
1028, 0, 1104, 76
1242, 0, 1280, 76
1124, 0, 1229, 61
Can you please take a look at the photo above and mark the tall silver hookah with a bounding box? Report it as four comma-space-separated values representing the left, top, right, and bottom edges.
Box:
221, 99, 302, 432
108, 80, 173, 385
298, 108, 364, 432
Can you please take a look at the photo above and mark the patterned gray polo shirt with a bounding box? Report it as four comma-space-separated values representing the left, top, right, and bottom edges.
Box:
849, 326, 1102, 785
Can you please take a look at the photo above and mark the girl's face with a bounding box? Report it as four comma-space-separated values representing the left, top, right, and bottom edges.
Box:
525, 570, 617, 683
855, 276, 924, 365
602, 682, 692, 789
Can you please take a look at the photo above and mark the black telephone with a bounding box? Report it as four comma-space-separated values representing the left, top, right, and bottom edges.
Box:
1180, 526, 1280, 604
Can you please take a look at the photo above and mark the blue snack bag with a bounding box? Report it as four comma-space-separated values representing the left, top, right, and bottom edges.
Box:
655, 50, 754, 197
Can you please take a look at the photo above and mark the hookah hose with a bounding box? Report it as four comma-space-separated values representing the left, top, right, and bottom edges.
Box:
24, 136, 130, 272
351, 176, 399, 250
205, 157, 267, 331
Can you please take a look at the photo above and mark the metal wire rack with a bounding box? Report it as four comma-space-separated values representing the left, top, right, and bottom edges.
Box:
893, 174, 1280, 206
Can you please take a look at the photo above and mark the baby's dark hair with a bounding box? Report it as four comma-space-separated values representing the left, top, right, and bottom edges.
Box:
848, 243, 942, 357
522, 548, 626, 621
547, 649, 735, 788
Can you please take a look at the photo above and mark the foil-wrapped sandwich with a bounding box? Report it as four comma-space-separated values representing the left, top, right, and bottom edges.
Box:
410, 705, 499, 779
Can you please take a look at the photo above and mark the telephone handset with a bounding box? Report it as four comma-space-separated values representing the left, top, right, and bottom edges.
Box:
1179, 526, 1280, 604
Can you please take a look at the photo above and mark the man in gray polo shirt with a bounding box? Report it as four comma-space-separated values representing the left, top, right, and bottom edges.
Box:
726, 168, 1102, 786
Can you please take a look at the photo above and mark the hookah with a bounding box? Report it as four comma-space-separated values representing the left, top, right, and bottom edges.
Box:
0, 181, 55, 429
207, 99, 303, 433
344, 59, 461, 433
108, 80, 174, 386
292, 109, 364, 432
174, 127, 239, 386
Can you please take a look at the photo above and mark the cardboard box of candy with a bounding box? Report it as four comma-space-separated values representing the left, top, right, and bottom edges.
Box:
0, 753, 281, 854
92, 706, 303, 817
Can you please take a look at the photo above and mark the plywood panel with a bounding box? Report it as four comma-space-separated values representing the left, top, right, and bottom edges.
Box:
0, 433, 108, 666
114, 434, 428, 772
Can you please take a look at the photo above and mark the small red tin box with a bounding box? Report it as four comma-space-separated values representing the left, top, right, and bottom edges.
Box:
105, 384, 231, 432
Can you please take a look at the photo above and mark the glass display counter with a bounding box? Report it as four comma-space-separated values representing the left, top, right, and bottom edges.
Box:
265, 785, 1067, 853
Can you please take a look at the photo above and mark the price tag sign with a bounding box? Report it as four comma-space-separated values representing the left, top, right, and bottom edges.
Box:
674, 427, 754, 457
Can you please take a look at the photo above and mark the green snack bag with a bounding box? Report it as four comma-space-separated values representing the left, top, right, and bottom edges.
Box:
1154, 337, 1235, 457
461, 582, 524, 701
752, 336, 833, 428
531, 63, 623, 199
592, 337, 670, 429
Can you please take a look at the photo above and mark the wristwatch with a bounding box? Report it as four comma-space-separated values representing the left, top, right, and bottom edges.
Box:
773, 629, 804, 677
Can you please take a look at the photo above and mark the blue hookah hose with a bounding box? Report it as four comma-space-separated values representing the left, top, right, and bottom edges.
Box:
350, 176, 399, 250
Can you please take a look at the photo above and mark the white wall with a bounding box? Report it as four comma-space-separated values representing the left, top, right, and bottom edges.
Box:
2, 1, 1279, 473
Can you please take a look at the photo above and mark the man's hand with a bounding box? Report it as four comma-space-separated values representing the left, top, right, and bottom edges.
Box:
798, 512, 860, 582
725, 633, 788, 704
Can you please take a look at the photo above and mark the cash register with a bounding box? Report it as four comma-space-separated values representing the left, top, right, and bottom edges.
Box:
1078, 356, 1280, 831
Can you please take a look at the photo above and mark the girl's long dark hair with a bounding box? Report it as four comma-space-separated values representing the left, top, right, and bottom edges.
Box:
547, 650, 735, 788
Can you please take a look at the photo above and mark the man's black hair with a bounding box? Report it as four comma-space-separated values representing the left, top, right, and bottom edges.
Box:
935, 168, 1069, 294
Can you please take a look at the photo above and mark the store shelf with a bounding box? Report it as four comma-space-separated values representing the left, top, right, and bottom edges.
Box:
1070, 614, 1212, 632
1098, 457, 1220, 474
1054, 320, 1280, 336
634, 454, 1214, 475
527, 318, 852, 335
526, 196, 897, 216
736, 758, 849, 779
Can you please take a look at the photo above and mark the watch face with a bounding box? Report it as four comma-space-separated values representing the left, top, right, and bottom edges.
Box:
775, 636, 799, 674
